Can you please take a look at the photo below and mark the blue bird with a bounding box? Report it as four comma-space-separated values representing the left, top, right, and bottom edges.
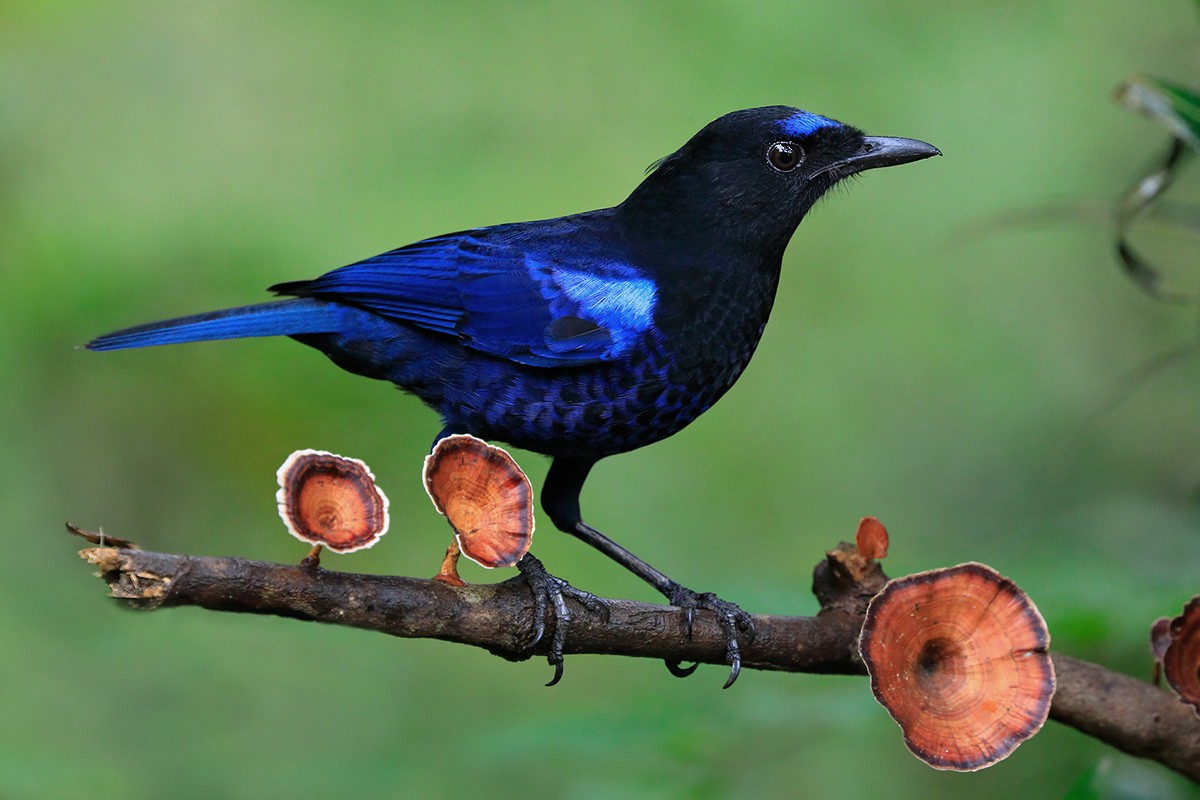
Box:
89, 106, 939, 686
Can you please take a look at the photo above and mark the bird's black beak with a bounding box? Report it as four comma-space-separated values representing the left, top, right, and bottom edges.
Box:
822, 136, 941, 176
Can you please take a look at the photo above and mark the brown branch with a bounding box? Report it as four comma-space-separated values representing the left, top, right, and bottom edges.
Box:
1049, 654, 1200, 780
72, 534, 1200, 783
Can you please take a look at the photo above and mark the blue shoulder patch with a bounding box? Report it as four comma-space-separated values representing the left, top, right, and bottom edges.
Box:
780, 111, 840, 138
533, 260, 658, 357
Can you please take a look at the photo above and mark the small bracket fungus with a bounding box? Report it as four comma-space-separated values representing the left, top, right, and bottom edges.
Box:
1150, 616, 1173, 686
276, 450, 389, 557
1162, 596, 1200, 716
855, 516, 889, 561
423, 434, 533, 575
858, 562, 1055, 771
811, 516, 891, 614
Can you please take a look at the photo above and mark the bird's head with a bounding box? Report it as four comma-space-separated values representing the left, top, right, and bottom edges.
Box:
621, 106, 939, 256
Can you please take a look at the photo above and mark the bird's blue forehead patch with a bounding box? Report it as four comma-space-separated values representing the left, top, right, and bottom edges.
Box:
779, 111, 839, 138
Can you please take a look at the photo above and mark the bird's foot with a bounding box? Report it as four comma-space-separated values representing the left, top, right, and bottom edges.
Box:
664, 586, 755, 689
517, 552, 609, 687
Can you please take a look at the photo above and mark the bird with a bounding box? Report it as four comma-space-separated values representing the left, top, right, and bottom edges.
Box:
88, 106, 939, 687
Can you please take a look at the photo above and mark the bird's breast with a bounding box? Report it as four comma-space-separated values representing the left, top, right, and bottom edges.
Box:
650, 257, 782, 385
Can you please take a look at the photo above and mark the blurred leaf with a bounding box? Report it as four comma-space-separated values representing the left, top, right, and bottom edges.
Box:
1116, 76, 1200, 151
1111, 76, 1199, 301
1113, 138, 1193, 301
1146, 201, 1200, 236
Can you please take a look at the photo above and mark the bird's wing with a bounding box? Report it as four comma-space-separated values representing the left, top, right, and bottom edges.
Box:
270, 221, 658, 368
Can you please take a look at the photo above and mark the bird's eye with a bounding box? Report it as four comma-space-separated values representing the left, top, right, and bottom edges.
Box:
766, 141, 803, 172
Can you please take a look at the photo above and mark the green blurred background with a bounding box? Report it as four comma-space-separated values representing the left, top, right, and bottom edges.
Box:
4, 1, 1199, 797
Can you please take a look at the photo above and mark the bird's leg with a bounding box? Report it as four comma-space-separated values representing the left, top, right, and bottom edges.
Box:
515, 552, 606, 686
542, 457, 754, 688
432, 428, 607, 685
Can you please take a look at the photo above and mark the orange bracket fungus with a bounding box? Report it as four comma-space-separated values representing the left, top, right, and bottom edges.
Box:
423, 434, 534, 580
1162, 596, 1200, 716
1150, 616, 1173, 686
811, 516, 890, 614
276, 449, 390, 559
855, 516, 889, 561
858, 562, 1055, 771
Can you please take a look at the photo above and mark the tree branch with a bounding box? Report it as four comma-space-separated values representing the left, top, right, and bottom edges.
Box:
72, 535, 1200, 783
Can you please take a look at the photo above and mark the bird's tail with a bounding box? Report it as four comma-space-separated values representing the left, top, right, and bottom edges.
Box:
87, 298, 340, 352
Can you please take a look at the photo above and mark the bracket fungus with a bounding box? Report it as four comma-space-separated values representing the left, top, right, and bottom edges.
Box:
276, 449, 389, 558
1162, 596, 1200, 716
858, 562, 1055, 771
423, 434, 533, 579
811, 516, 890, 614
855, 516, 889, 561
1150, 616, 1173, 686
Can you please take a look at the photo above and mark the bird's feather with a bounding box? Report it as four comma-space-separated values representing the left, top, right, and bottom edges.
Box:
86, 298, 340, 351
271, 222, 658, 368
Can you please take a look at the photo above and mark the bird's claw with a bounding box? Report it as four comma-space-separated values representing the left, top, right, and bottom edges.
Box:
664, 659, 699, 678
667, 587, 754, 689
517, 553, 608, 686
